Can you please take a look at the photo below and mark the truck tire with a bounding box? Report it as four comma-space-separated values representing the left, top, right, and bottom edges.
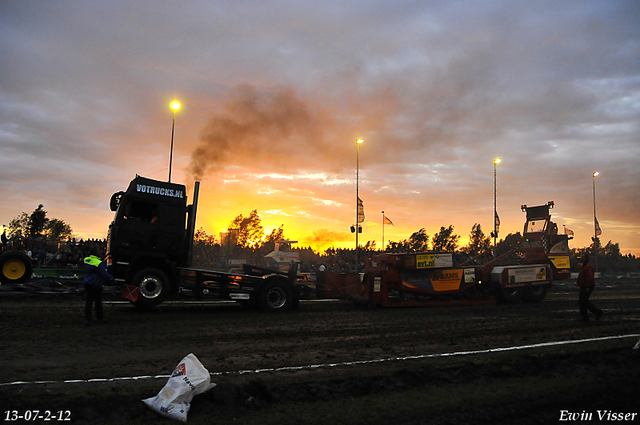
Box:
0, 251, 33, 284
131, 268, 169, 308
498, 286, 523, 303
523, 284, 549, 302
259, 278, 294, 312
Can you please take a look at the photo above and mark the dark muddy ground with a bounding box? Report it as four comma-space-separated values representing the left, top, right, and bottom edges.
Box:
1, 277, 639, 424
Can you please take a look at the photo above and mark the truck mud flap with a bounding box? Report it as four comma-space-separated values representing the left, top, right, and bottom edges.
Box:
122, 284, 140, 302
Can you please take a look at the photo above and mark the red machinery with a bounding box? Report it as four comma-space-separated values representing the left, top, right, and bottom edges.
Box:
320, 202, 570, 307
519, 201, 571, 280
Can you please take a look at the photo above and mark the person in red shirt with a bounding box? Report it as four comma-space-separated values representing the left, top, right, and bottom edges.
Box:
577, 255, 603, 321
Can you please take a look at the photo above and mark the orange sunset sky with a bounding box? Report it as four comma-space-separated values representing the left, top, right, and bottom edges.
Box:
1, 1, 639, 255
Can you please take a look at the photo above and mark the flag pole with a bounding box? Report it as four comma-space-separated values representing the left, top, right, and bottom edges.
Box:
592, 171, 599, 272
381, 210, 385, 252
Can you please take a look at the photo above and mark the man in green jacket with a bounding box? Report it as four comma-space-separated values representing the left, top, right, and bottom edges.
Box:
83, 246, 114, 326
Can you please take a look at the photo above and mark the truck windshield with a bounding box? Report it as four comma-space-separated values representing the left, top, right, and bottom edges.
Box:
123, 200, 159, 223
525, 219, 548, 234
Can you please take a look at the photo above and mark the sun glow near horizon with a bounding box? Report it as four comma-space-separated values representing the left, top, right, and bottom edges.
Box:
57, 164, 640, 258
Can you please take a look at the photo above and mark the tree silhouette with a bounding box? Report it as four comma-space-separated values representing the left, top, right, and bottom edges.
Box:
229, 210, 265, 249
464, 223, 491, 256
387, 228, 429, 253
431, 225, 459, 252
28, 204, 48, 238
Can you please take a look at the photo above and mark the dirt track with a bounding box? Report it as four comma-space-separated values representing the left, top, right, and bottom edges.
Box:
2, 278, 640, 424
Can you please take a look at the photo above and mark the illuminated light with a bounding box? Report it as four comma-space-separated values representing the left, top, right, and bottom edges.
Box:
494, 157, 502, 164
171, 101, 181, 111
593, 171, 600, 177
356, 138, 364, 144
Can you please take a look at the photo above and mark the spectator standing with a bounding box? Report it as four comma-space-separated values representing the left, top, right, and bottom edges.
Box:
83, 246, 114, 326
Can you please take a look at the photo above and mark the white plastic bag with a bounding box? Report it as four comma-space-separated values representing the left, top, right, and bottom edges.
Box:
143, 353, 216, 422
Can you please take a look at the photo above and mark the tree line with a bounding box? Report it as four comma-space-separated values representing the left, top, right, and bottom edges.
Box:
4, 205, 638, 273
192, 210, 639, 273
3, 204, 104, 266
5, 204, 74, 241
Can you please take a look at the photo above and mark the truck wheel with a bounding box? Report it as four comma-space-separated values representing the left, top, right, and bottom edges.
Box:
259, 279, 293, 312
132, 268, 169, 308
0, 251, 33, 284
498, 286, 523, 303
523, 284, 549, 302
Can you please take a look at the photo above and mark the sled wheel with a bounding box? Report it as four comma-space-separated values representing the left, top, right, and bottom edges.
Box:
0, 251, 33, 284
523, 284, 549, 302
498, 286, 523, 303
132, 268, 169, 309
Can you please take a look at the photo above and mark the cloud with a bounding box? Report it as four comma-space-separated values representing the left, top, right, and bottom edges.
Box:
1, 0, 639, 254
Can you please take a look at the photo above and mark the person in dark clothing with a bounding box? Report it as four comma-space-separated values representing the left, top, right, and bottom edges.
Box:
83, 246, 114, 326
577, 255, 603, 322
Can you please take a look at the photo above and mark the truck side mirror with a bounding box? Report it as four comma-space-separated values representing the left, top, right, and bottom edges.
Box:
110, 192, 124, 212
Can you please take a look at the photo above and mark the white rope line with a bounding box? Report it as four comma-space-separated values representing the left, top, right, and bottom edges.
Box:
2, 333, 638, 387
219, 333, 640, 376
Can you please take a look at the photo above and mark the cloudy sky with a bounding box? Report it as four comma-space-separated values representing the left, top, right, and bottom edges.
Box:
1, 0, 639, 255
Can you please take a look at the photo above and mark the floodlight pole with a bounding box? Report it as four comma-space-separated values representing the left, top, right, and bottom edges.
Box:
592, 171, 599, 272
355, 138, 363, 273
168, 101, 180, 183
169, 110, 175, 183
493, 158, 501, 256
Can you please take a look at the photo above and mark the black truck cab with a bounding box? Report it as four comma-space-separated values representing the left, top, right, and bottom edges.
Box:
106, 176, 194, 306
108, 177, 189, 263
106, 175, 298, 311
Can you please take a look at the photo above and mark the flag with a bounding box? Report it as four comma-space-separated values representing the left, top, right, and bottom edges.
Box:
357, 197, 365, 223
383, 214, 394, 226
595, 217, 602, 236
494, 211, 500, 233
564, 226, 574, 236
